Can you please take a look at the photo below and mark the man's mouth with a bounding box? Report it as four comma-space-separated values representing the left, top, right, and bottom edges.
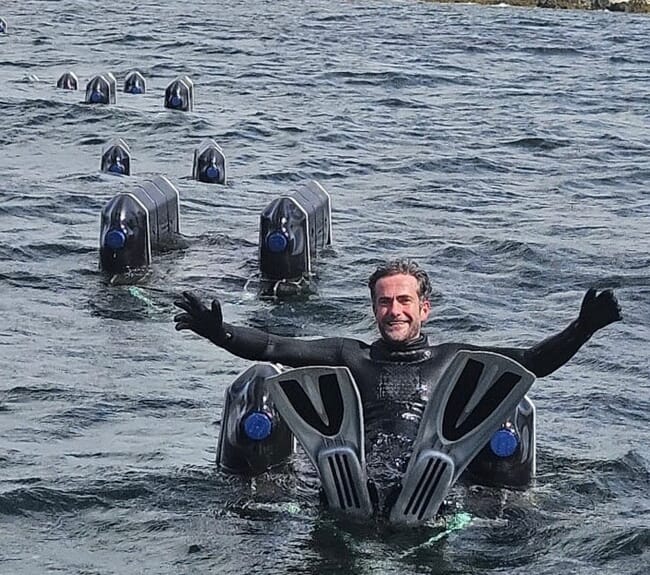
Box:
386, 320, 408, 329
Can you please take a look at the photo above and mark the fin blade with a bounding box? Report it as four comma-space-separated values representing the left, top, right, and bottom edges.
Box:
268, 366, 371, 519
389, 351, 535, 527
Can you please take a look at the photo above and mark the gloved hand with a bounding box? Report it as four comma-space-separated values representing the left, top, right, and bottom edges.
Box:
577, 288, 622, 336
174, 291, 226, 344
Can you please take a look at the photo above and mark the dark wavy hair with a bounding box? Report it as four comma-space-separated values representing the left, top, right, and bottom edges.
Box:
367, 259, 432, 304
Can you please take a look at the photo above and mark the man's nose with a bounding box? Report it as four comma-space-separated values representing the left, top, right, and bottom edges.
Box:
388, 300, 402, 315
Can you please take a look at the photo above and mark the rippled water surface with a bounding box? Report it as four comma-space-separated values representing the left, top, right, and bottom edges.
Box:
1, 1, 649, 574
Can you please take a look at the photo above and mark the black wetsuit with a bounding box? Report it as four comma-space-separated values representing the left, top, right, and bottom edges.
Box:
220, 318, 589, 415
218, 318, 592, 486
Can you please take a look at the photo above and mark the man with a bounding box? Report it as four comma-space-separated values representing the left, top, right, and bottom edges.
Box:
174, 259, 621, 517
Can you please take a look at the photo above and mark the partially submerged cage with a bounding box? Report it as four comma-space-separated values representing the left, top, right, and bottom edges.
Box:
164, 75, 194, 112
258, 180, 332, 296
100, 138, 131, 176
192, 139, 227, 184
99, 175, 180, 275
85, 72, 116, 105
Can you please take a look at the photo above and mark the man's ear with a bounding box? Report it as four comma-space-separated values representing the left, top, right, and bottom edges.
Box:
420, 298, 431, 320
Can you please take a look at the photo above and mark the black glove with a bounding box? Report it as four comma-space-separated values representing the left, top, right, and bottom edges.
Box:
174, 291, 226, 344
577, 288, 622, 336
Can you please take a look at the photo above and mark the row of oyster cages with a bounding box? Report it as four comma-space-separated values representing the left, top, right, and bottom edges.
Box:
57, 70, 196, 112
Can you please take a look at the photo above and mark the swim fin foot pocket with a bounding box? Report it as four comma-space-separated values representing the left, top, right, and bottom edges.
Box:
317, 446, 373, 518
389, 451, 455, 525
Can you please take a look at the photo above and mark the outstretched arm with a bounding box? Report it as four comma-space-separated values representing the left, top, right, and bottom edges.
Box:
491, 288, 622, 377
173, 292, 345, 367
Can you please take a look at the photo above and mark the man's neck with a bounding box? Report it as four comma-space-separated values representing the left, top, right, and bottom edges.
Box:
370, 333, 431, 362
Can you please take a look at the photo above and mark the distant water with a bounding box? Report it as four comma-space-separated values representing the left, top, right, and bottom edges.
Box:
1, 1, 649, 574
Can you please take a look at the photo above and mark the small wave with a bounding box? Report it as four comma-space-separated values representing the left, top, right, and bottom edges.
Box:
5, 384, 71, 400
589, 527, 650, 564
558, 524, 650, 567
21, 241, 95, 259
572, 450, 649, 482
0, 271, 54, 289
135, 397, 204, 412
539, 450, 649, 510
75, 136, 107, 146
375, 97, 429, 110
502, 137, 570, 151
0, 486, 109, 516
608, 55, 645, 65
0, 467, 235, 517
521, 46, 585, 56
481, 238, 540, 260
317, 69, 462, 89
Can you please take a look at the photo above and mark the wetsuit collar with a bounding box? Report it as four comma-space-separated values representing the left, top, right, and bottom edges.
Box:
370, 334, 432, 363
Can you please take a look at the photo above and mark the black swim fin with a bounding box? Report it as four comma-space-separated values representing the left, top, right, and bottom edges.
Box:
389, 350, 536, 526
267, 366, 373, 519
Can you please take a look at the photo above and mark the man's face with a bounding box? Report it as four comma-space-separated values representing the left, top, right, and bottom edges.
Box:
373, 274, 431, 345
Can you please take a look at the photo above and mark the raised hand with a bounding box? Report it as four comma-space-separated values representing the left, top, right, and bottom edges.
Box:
174, 291, 226, 344
577, 288, 622, 336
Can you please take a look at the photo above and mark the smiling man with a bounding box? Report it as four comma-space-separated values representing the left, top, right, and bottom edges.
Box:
174, 258, 621, 517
